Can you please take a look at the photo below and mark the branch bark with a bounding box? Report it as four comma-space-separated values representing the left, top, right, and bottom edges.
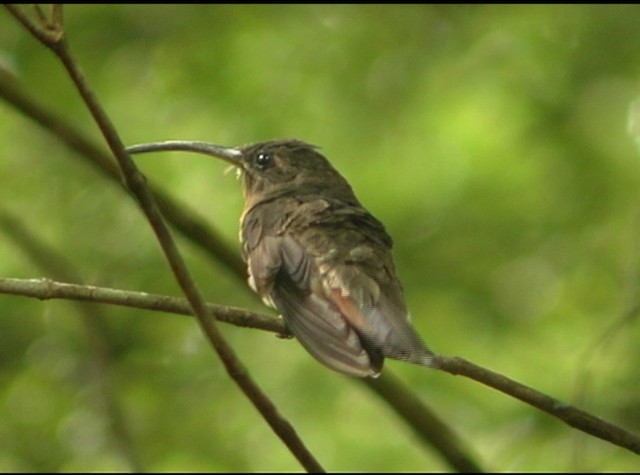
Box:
0, 63, 246, 280
2, 276, 639, 457
434, 355, 640, 455
0, 276, 285, 334
3, 3, 639, 471
0, 20, 481, 473
4, 4, 324, 473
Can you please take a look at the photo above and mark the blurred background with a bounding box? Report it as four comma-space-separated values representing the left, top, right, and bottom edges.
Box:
1, 4, 639, 471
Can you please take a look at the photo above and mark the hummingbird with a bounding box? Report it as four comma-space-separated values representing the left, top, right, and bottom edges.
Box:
127, 139, 435, 377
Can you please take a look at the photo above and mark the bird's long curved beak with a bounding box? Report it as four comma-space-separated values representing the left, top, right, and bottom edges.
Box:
126, 141, 244, 167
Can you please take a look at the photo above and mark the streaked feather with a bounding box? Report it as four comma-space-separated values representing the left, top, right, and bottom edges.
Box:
241, 195, 433, 376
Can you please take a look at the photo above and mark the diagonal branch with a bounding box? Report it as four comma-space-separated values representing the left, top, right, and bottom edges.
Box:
2, 275, 640, 457
5, 2, 639, 469
0, 65, 246, 280
0, 275, 488, 471
364, 372, 483, 472
0, 51, 482, 473
4, 5, 324, 472
434, 355, 640, 455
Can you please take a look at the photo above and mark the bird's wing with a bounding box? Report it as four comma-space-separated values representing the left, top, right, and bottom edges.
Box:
245, 227, 382, 377
295, 202, 434, 367
324, 263, 434, 367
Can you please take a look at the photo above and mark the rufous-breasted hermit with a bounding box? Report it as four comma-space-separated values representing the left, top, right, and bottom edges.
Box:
127, 139, 435, 377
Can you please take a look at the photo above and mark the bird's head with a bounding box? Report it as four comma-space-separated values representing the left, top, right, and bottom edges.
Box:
127, 139, 359, 208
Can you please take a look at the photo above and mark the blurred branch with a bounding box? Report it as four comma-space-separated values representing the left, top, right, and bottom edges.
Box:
0, 63, 246, 280
4, 3, 63, 46
0, 9, 483, 474
364, 372, 483, 473
0, 276, 486, 471
434, 355, 640, 455
4, 4, 324, 473
5, 2, 638, 470
3, 276, 640, 458
569, 209, 640, 466
0, 211, 145, 472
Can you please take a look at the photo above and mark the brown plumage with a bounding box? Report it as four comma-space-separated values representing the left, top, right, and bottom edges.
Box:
127, 139, 434, 377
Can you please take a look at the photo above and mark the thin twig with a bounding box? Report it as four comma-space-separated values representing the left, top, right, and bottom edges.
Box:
434, 355, 640, 455
4, 5, 324, 472
0, 67, 246, 279
4, 2, 639, 468
2, 275, 639, 457
0, 277, 286, 335
1, 275, 490, 471
0, 60, 481, 472
568, 209, 640, 466
5, 4, 61, 46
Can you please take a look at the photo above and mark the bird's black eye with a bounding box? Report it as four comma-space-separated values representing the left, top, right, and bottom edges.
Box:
255, 152, 273, 171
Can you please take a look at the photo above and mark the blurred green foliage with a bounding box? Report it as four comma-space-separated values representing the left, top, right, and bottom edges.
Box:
1, 4, 639, 471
